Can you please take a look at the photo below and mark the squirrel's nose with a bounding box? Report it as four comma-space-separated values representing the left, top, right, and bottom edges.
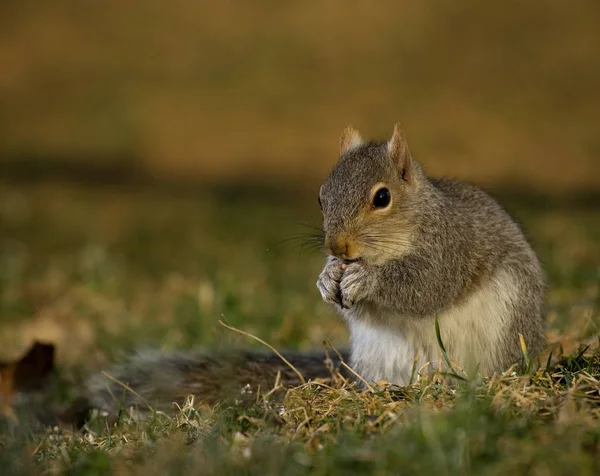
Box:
330, 241, 348, 257
326, 237, 350, 259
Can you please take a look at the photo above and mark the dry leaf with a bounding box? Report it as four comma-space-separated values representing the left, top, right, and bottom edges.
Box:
0, 341, 55, 421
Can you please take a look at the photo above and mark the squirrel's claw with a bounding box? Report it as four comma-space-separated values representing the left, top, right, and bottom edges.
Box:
317, 257, 344, 307
340, 263, 371, 308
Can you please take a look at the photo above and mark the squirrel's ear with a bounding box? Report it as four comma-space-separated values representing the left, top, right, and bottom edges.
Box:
340, 126, 363, 155
387, 123, 413, 181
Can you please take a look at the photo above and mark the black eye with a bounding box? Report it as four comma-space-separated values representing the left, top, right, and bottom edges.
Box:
372, 188, 391, 209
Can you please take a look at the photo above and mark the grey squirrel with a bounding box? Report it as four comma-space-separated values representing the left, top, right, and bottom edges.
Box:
84, 123, 546, 416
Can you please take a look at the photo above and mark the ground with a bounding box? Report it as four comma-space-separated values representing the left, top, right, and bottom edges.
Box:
0, 179, 599, 475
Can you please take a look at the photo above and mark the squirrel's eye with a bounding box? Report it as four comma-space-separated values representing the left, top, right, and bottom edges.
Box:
372, 187, 391, 209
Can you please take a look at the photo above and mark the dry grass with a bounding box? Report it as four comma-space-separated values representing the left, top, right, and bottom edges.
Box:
0, 178, 599, 474
10, 345, 600, 475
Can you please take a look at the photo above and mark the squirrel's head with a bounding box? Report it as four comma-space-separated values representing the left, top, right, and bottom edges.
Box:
319, 123, 426, 265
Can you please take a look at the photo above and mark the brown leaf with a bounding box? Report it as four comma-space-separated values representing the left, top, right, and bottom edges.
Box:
0, 341, 55, 421
0, 363, 17, 421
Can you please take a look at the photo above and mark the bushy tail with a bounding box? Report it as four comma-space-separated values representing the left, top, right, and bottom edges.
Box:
83, 348, 350, 418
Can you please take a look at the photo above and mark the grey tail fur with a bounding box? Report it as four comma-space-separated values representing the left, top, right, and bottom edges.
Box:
82, 348, 350, 419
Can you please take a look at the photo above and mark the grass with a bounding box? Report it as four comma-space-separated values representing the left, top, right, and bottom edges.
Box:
0, 178, 599, 475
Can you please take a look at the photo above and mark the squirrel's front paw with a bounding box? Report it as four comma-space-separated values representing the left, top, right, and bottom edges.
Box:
340, 263, 372, 309
317, 257, 344, 307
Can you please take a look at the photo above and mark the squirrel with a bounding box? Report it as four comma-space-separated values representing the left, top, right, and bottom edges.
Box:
316, 123, 545, 384
81, 123, 546, 418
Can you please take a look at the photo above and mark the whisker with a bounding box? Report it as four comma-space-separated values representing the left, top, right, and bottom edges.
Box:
359, 242, 403, 260
278, 235, 324, 245
358, 236, 413, 249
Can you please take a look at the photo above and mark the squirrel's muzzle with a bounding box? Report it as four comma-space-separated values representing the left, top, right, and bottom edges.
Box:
325, 235, 359, 261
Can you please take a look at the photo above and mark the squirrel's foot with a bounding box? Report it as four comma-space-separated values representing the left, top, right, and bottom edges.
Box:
317, 256, 344, 307
340, 262, 372, 308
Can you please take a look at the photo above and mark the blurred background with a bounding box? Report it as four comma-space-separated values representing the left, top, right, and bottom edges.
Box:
2, 0, 599, 190
1, 1, 599, 368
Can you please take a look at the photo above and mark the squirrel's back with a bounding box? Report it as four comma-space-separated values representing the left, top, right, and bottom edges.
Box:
424, 178, 544, 373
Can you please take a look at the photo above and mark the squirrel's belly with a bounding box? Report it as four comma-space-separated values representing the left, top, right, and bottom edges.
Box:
346, 268, 521, 385
347, 318, 438, 386
433, 267, 520, 374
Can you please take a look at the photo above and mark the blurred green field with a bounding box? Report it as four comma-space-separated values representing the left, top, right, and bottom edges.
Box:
1, 179, 599, 474
0, 181, 347, 365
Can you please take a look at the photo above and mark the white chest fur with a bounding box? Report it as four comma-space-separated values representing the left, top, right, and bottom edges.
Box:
345, 269, 519, 385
